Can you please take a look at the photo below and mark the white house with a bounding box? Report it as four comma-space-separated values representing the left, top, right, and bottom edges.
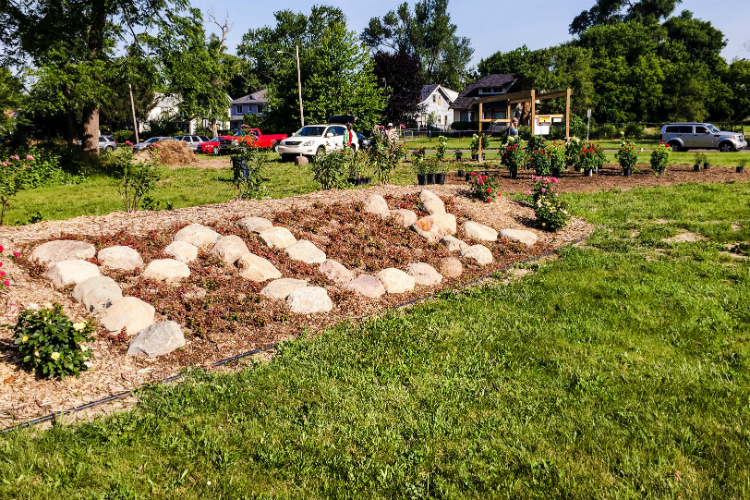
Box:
229, 89, 268, 130
416, 85, 459, 130
140, 93, 230, 135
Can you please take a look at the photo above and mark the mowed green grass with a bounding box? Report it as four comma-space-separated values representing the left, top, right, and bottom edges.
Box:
2, 182, 750, 498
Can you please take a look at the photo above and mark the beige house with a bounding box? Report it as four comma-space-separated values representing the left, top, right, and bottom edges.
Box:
416, 85, 459, 130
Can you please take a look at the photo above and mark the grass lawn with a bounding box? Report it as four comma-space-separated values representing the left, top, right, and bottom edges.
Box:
2, 182, 750, 498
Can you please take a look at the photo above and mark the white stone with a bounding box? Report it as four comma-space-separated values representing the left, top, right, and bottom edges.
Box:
97, 246, 144, 271
407, 263, 443, 286
286, 286, 333, 314
419, 190, 445, 215
238, 253, 283, 282
211, 235, 250, 265
72, 276, 123, 314
389, 209, 417, 228
500, 229, 539, 247
440, 235, 469, 252
258, 227, 297, 249
47, 260, 100, 288
377, 268, 416, 294
461, 245, 494, 265
100, 297, 155, 335
342, 275, 386, 298
164, 241, 199, 264
439, 257, 463, 278
260, 278, 308, 300
143, 259, 190, 282
236, 216, 274, 234
319, 259, 354, 284
462, 221, 498, 242
173, 223, 222, 250
31, 240, 96, 266
285, 240, 326, 265
411, 213, 457, 242
127, 321, 185, 357
363, 194, 390, 218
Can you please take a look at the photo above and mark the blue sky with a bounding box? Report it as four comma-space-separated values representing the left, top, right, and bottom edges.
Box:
192, 0, 749, 66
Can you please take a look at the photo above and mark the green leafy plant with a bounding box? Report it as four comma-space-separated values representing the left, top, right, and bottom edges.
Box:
525, 135, 547, 154
470, 133, 489, 154
12, 303, 94, 379
454, 148, 463, 161
546, 141, 567, 175
0, 153, 32, 225
413, 154, 428, 175
370, 133, 404, 184
113, 130, 134, 143
650, 143, 672, 174
467, 171, 502, 203
577, 142, 605, 172
566, 137, 583, 167
435, 136, 448, 160
231, 145, 269, 199
528, 148, 552, 176
312, 149, 349, 190
501, 143, 526, 175
113, 150, 159, 212
615, 141, 638, 171
525, 175, 570, 231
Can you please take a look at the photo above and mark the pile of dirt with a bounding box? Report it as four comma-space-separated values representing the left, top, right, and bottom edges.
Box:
135, 139, 198, 166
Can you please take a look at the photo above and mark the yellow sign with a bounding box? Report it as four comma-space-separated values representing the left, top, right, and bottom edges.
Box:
538, 116, 552, 125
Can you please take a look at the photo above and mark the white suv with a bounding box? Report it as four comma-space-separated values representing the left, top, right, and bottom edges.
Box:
277, 124, 359, 162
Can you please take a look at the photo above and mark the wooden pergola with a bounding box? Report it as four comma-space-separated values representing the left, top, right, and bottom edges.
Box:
474, 88, 572, 159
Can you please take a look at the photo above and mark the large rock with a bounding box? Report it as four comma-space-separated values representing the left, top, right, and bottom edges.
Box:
238, 253, 282, 282
462, 221, 498, 242
319, 259, 354, 284
173, 223, 222, 250
439, 257, 463, 278
143, 259, 190, 283
295, 156, 309, 167
461, 245, 493, 266
363, 194, 390, 218
258, 227, 297, 249
440, 235, 469, 253
47, 260, 100, 288
211, 235, 250, 265
127, 321, 185, 357
419, 190, 445, 215
100, 297, 155, 335
407, 263, 443, 286
285, 240, 326, 265
377, 268, 416, 294
97, 246, 143, 271
236, 216, 274, 234
389, 209, 417, 228
286, 287, 333, 314
500, 229, 539, 247
411, 213, 457, 242
31, 240, 96, 266
72, 276, 123, 314
164, 241, 199, 264
342, 275, 386, 299
260, 278, 308, 300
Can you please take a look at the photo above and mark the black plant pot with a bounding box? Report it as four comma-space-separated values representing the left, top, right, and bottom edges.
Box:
436, 173, 446, 185
455, 153, 463, 161
471, 154, 478, 161
426, 173, 436, 184
365, 177, 371, 184
737, 166, 745, 174
417, 174, 427, 185
694, 164, 701, 172
704, 162, 710, 170
624, 168, 632, 177
457, 169, 465, 177
465, 173, 471, 181
658, 166, 665, 175
347, 177, 357, 185
509, 170, 517, 179
584, 169, 593, 177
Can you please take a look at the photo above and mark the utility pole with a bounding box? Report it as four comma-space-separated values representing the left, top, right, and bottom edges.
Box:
129, 84, 140, 144
295, 44, 304, 127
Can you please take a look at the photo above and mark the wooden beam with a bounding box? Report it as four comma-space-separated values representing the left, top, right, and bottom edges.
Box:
530, 89, 536, 136
565, 88, 571, 139
536, 89, 569, 100
475, 89, 534, 105
479, 118, 511, 123
478, 102, 483, 160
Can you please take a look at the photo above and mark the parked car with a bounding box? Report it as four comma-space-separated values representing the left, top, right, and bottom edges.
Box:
174, 135, 210, 151
132, 137, 174, 151
277, 124, 360, 162
197, 137, 225, 154
99, 135, 117, 152
218, 128, 288, 155
660, 123, 747, 152
356, 132, 371, 149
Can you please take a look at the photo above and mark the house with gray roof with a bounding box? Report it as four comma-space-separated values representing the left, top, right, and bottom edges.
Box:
417, 84, 459, 130
229, 89, 268, 129
450, 74, 519, 125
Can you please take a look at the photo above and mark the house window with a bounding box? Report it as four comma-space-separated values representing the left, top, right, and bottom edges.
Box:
432, 94, 436, 103
445, 115, 448, 124
460, 111, 472, 122
438, 96, 442, 105
437, 115, 442, 124
492, 110, 507, 120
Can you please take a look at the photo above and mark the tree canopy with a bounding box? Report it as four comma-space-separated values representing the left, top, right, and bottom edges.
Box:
373, 51, 424, 126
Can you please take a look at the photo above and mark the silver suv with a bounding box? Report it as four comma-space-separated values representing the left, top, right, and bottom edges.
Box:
660, 123, 746, 152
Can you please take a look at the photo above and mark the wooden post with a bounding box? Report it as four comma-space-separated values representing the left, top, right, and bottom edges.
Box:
478, 102, 483, 160
530, 89, 536, 136
565, 88, 571, 140
129, 84, 140, 144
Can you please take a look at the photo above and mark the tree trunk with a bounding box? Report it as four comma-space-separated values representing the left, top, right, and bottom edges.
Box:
82, 105, 100, 153
81, 0, 107, 154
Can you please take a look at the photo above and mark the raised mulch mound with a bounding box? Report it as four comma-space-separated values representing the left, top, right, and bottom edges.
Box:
135, 139, 198, 166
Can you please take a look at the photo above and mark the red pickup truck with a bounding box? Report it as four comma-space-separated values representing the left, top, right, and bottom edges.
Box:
218, 128, 288, 154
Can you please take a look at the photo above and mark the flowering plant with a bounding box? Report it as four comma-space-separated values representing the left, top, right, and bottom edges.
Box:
650, 143, 671, 174
528, 148, 552, 176
470, 133, 489, 154
577, 142, 605, 172
501, 143, 526, 174
0, 154, 33, 225
615, 141, 639, 171
566, 137, 583, 167
546, 141, 567, 175
525, 175, 570, 231
12, 303, 94, 379
436, 136, 448, 161
468, 171, 502, 203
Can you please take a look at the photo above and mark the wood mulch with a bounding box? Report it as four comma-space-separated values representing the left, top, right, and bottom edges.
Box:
1, 183, 594, 429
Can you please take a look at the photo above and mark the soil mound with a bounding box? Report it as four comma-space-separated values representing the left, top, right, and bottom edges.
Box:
135, 139, 198, 166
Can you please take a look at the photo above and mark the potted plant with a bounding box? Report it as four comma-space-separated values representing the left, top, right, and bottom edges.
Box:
435, 161, 447, 185
737, 159, 746, 174
528, 148, 552, 176
436, 136, 448, 161
578, 143, 602, 177
470, 133, 489, 161
703, 153, 710, 170
566, 137, 583, 170
547, 141, 567, 176
615, 141, 638, 177
468, 172, 502, 203
501, 142, 525, 179
455, 148, 463, 162
693, 152, 702, 172
426, 157, 438, 184
414, 157, 428, 185
650, 142, 671, 176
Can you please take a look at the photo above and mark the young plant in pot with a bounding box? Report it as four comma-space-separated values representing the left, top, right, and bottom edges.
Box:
426, 157, 439, 184
578, 143, 603, 177
616, 141, 638, 177
547, 141, 567, 176
470, 133, 489, 161
693, 152, 703, 172
436, 136, 448, 162
454, 148, 463, 163
414, 156, 428, 185
435, 161, 447, 185
501, 142, 525, 179
650, 142, 671, 176
737, 159, 747, 174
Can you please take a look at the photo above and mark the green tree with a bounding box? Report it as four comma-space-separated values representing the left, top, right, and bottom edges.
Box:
360, 0, 473, 89
373, 51, 424, 126
238, 7, 387, 134
570, 0, 682, 35
0, 68, 24, 135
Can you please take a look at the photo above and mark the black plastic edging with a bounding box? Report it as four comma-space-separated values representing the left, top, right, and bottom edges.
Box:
2, 236, 587, 434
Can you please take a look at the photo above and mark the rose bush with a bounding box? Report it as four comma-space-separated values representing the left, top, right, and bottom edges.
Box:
615, 141, 639, 172
501, 143, 526, 175
525, 175, 570, 231
468, 171, 502, 203
650, 143, 672, 174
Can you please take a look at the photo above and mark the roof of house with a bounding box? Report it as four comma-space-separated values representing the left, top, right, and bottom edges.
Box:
419, 84, 459, 104
231, 89, 268, 105
450, 74, 516, 110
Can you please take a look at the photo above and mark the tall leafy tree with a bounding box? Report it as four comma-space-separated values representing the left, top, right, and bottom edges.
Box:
238, 7, 387, 134
0, 68, 24, 134
360, 0, 473, 89
373, 51, 424, 126
570, 0, 682, 35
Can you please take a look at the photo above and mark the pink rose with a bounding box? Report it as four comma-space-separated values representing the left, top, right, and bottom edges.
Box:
2, 280, 8, 287
26, 155, 34, 161
553, 178, 558, 184
10, 155, 19, 160
1, 162, 7, 167
13, 251, 19, 258
541, 188, 546, 193
523, 190, 531, 195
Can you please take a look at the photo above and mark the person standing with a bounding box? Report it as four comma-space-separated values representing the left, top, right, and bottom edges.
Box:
508, 118, 519, 140
345, 123, 355, 148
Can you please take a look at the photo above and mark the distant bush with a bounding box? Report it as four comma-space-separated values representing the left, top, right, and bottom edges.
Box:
113, 130, 133, 143
450, 121, 478, 131
624, 123, 644, 140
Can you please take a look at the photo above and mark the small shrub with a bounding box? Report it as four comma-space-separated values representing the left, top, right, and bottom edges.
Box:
0, 153, 33, 225
468, 171, 502, 203
624, 123, 644, 140
528, 148, 552, 176
12, 303, 94, 379
615, 141, 638, 171
370, 133, 404, 184
566, 138, 583, 167
110, 150, 159, 212
231, 145, 269, 199
577, 142, 605, 172
312, 149, 349, 190
501, 143, 526, 174
650, 143, 672, 174
546, 141, 567, 175
526, 135, 546, 154
470, 133, 489, 154
435, 136, 448, 160
113, 130, 134, 143
525, 176, 570, 231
